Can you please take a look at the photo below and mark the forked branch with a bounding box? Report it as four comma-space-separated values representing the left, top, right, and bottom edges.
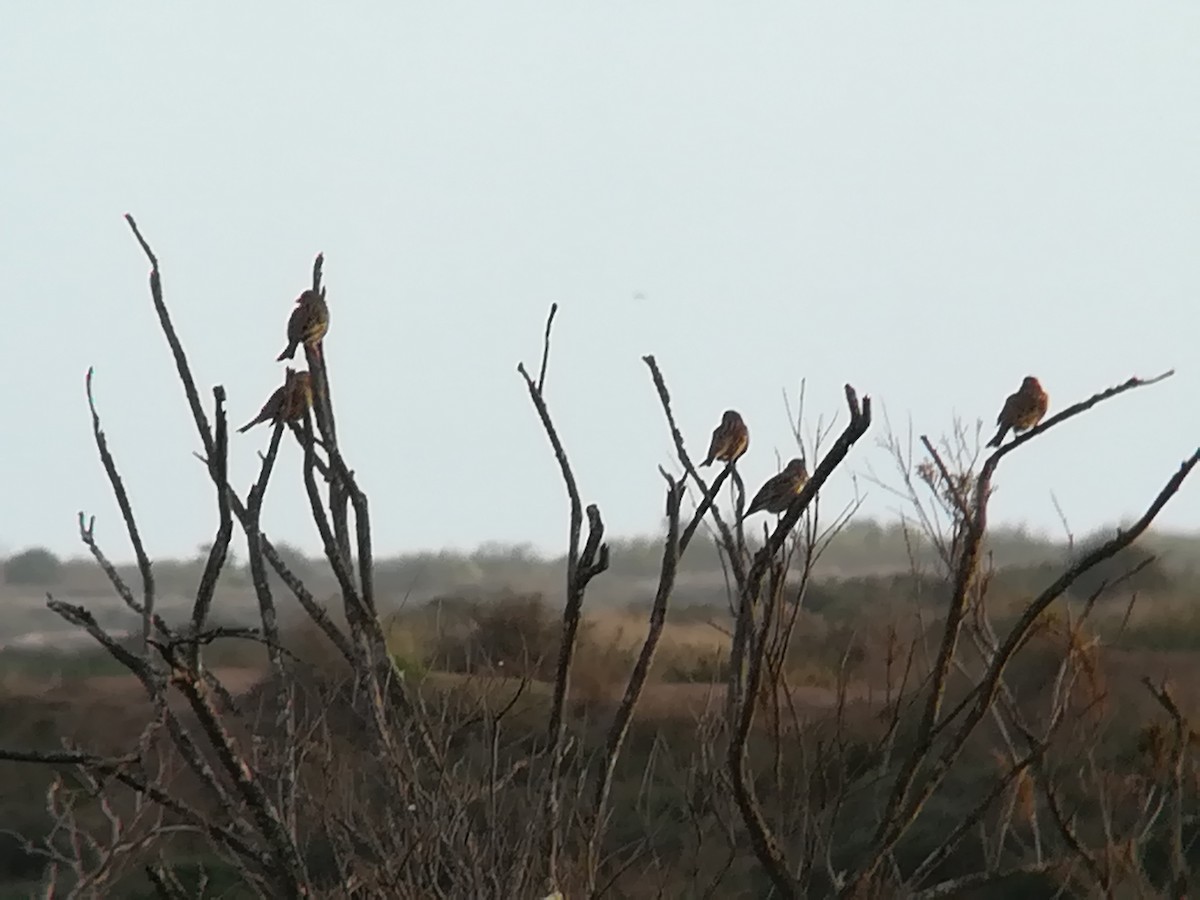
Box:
518, 303, 610, 890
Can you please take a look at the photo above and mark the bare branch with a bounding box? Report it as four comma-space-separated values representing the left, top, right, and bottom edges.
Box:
123, 214, 215, 458
587, 470, 684, 893
84, 367, 157, 658
189, 385, 233, 668
518, 306, 609, 889
537, 301, 559, 393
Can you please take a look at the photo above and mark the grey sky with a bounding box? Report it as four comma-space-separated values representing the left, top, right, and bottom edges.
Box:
3, 4, 1197, 562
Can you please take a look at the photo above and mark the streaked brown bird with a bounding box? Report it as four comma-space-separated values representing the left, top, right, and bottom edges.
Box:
238, 369, 314, 434
986, 376, 1049, 448
700, 409, 750, 467
276, 289, 330, 362
742, 458, 809, 518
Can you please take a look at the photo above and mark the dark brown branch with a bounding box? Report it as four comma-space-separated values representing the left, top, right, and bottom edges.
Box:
77, 514, 137, 616
294, 418, 429, 766
319, 430, 379, 618
302, 253, 354, 572
306, 416, 438, 762
123, 215, 215, 459
301, 419, 365, 634
153, 641, 308, 897
748, 384, 871, 580
44, 600, 251, 838
989, 369, 1173, 461
85, 367, 157, 657
194, 436, 355, 665
721, 385, 870, 900
587, 470, 684, 894
680, 465, 735, 554
537, 302, 559, 393
189, 386, 233, 669
518, 307, 609, 888
726, 561, 800, 899
641, 355, 743, 578
641, 375, 868, 899
239, 416, 297, 835
74, 513, 242, 718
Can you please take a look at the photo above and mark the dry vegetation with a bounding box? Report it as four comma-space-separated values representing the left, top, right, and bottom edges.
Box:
0, 220, 1198, 899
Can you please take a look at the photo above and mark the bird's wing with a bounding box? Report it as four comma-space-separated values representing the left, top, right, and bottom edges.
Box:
705, 425, 724, 460
997, 392, 1020, 426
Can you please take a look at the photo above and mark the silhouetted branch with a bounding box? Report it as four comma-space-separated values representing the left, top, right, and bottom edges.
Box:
719, 384, 871, 900
518, 304, 609, 891
238, 414, 298, 834
538, 302, 558, 393
641, 355, 742, 568
153, 639, 309, 897
749, 384, 872, 579
587, 469, 684, 893
84, 367, 157, 657
988, 369, 1174, 462
124, 214, 215, 459
189, 386, 233, 669
42, 600, 252, 834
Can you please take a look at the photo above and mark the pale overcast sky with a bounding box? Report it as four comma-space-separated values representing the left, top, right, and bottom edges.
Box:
2, 3, 1197, 562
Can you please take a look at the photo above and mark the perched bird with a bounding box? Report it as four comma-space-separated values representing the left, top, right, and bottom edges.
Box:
276, 289, 330, 361
986, 376, 1049, 448
238, 369, 313, 433
743, 458, 809, 518
700, 409, 750, 467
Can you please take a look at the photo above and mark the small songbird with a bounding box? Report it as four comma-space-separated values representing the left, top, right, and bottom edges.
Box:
238, 369, 314, 434
276, 289, 330, 362
743, 458, 809, 519
986, 376, 1049, 448
700, 409, 750, 467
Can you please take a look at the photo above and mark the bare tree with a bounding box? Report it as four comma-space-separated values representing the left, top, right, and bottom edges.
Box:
0, 219, 1194, 900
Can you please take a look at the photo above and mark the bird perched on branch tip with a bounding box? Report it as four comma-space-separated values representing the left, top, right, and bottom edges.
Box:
238, 368, 313, 433
986, 376, 1049, 448
276, 289, 330, 361
700, 410, 749, 468
742, 458, 809, 519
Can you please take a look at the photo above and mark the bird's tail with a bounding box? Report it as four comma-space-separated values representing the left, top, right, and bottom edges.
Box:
699, 457, 713, 468
985, 426, 1008, 448
276, 342, 297, 362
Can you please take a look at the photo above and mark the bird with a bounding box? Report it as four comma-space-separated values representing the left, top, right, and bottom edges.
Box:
700, 410, 749, 467
276, 289, 330, 362
742, 458, 809, 519
986, 376, 1049, 448
238, 369, 313, 433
